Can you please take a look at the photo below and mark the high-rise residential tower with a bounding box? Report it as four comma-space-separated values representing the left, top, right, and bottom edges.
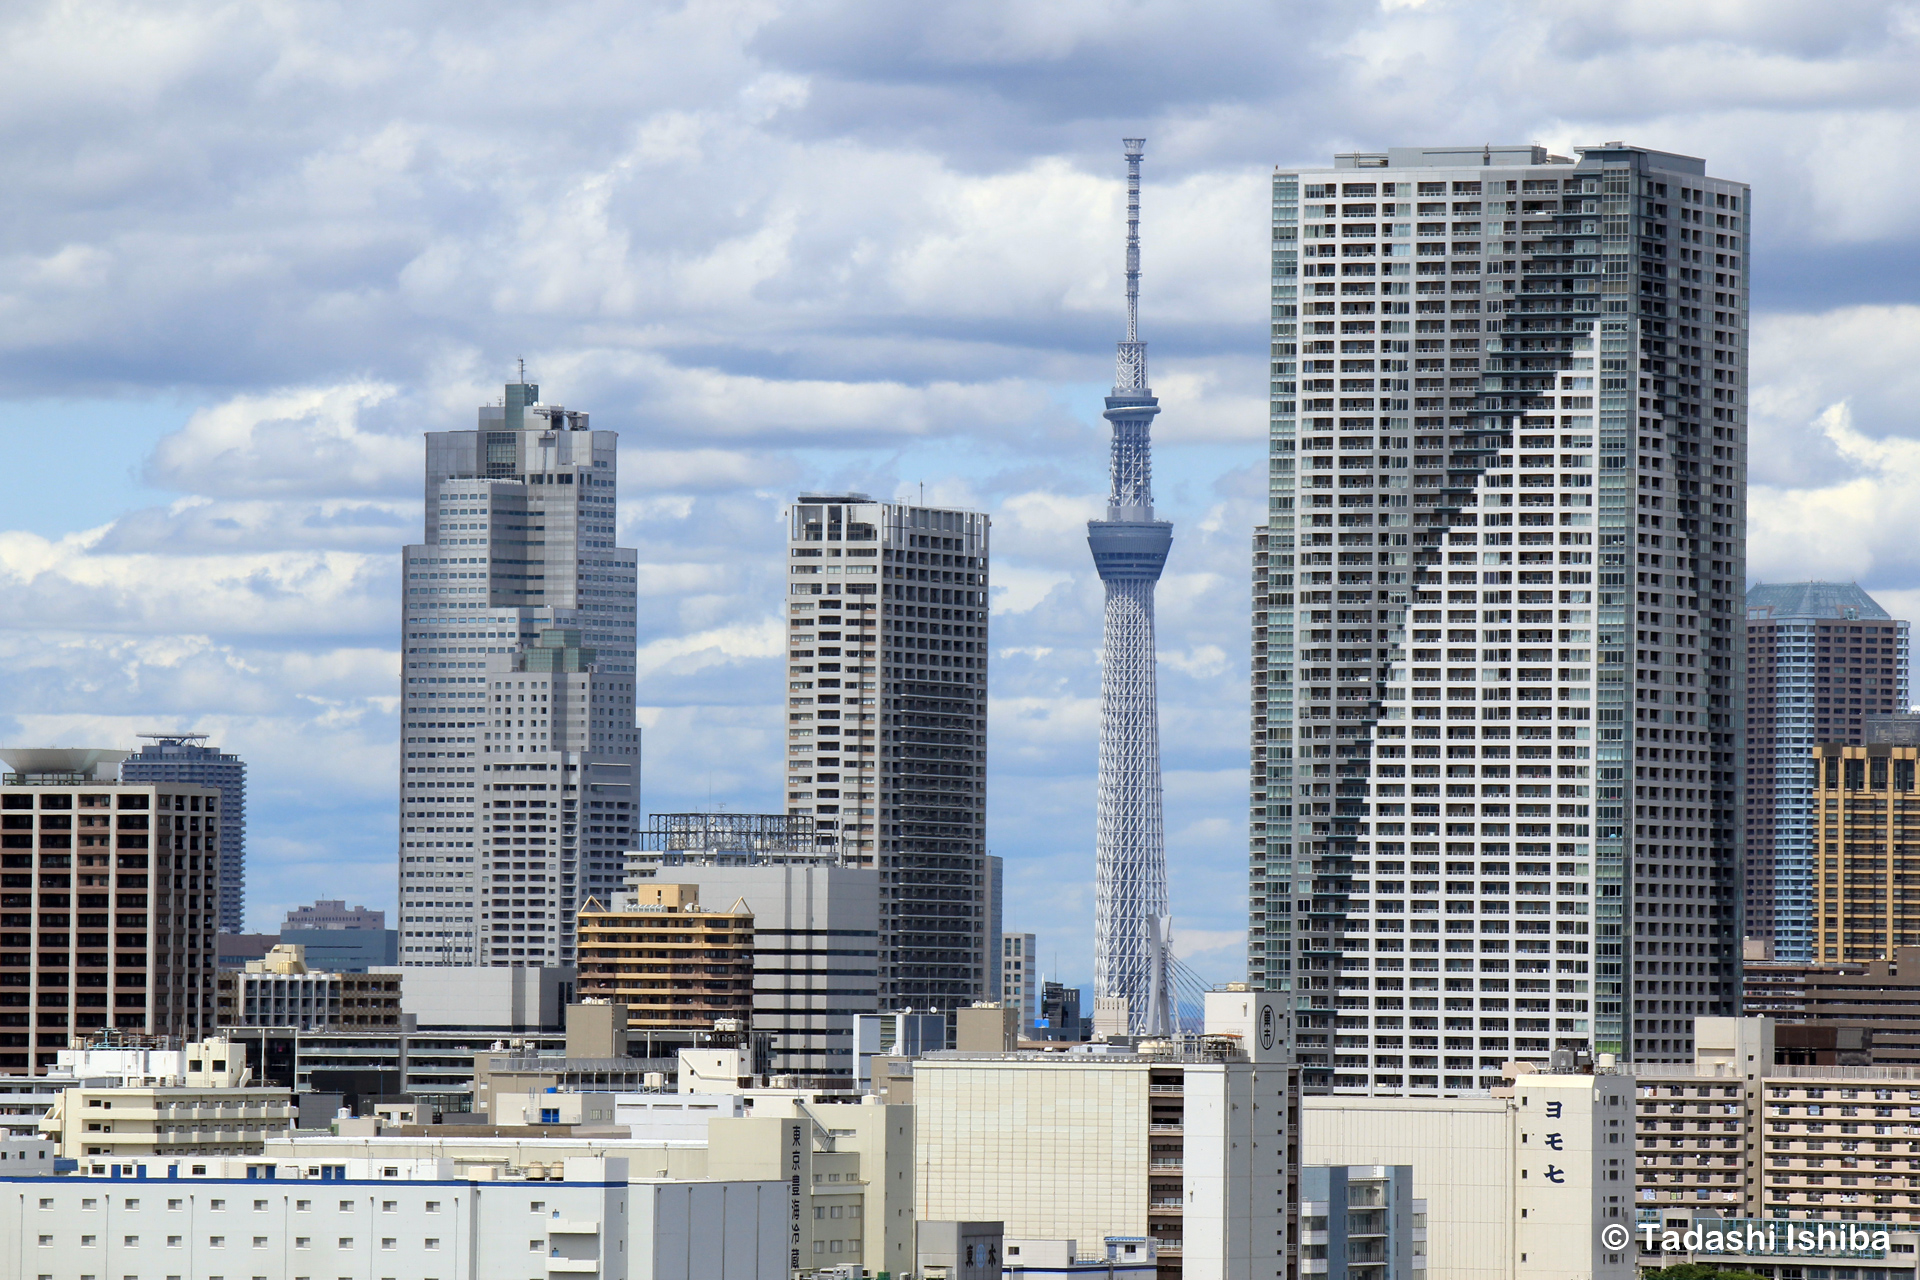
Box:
1090, 139, 1175, 1037
1252, 143, 1749, 1092
1744, 584, 1910, 960
398, 378, 640, 968
120, 733, 246, 933
1811, 727, 1920, 963
784, 493, 989, 1012
1000, 931, 1037, 1037
1, 748, 221, 1069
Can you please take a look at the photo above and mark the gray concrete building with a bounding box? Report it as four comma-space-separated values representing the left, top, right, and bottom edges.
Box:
784, 494, 990, 1012
1252, 143, 1750, 1091
623, 814, 880, 1085
119, 732, 247, 933
398, 377, 640, 969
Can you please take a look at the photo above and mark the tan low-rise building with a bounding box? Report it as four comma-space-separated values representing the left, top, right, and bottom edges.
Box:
37, 1035, 296, 1161
577, 884, 756, 1032
214, 942, 403, 1030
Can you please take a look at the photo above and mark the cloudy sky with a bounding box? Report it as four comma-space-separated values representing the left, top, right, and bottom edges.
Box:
4, 0, 1920, 984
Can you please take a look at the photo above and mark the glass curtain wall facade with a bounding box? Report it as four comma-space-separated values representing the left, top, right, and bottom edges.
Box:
1744, 584, 1910, 961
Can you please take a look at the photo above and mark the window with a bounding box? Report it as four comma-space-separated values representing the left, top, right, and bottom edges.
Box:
38, 1199, 51, 1210
254, 1200, 268, 1211
381, 1238, 397, 1250
339, 1202, 354, 1212
209, 1235, 225, 1247
338, 1237, 354, 1249
253, 1236, 269, 1247
125, 1199, 140, 1210
210, 1200, 226, 1210
382, 1202, 397, 1213
295, 1201, 311, 1212
168, 1235, 183, 1246
124, 1236, 139, 1246
529, 1240, 544, 1252
295, 1237, 311, 1249
425, 1238, 441, 1250
169, 1199, 183, 1210
424, 1202, 440, 1214
36, 1235, 50, 1246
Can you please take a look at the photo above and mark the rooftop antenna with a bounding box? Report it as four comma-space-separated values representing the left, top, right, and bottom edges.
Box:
1122, 138, 1144, 354
517, 356, 526, 383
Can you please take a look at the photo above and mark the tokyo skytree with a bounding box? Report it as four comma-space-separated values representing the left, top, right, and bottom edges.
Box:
1089, 138, 1174, 1037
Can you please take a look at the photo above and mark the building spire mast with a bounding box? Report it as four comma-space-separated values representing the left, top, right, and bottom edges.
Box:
1117, 139, 1148, 393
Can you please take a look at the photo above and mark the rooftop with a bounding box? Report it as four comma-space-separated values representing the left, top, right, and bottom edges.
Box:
1747, 581, 1895, 622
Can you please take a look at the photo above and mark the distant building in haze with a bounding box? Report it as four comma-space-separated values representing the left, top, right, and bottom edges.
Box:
283, 900, 385, 931
120, 732, 246, 933
1000, 932, 1037, 1038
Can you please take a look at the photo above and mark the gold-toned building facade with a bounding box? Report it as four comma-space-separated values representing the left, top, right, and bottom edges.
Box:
1814, 742, 1920, 961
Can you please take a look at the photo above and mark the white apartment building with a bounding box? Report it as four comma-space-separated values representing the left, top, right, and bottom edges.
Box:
266, 1092, 911, 1278
784, 494, 991, 1012
0, 749, 223, 1070
37, 1037, 296, 1161
1305, 1069, 1635, 1280
1002, 932, 1038, 1038
1251, 143, 1750, 1092
914, 987, 1297, 1279
0, 1156, 789, 1280
399, 377, 640, 969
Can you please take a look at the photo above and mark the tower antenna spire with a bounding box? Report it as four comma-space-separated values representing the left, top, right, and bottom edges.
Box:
1116, 139, 1148, 391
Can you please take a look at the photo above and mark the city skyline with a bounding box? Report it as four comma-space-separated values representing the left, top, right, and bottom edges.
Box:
3, 3, 1920, 991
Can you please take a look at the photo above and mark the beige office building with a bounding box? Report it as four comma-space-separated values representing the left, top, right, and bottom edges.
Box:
37, 1036, 296, 1161
1305, 1068, 1634, 1280
913, 988, 1297, 1280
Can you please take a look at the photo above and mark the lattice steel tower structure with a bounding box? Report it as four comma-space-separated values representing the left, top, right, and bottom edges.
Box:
1090, 138, 1174, 1036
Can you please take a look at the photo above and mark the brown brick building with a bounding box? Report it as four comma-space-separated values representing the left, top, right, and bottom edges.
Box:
1, 748, 221, 1070
1745, 941, 1920, 1066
